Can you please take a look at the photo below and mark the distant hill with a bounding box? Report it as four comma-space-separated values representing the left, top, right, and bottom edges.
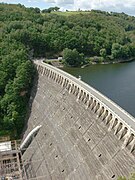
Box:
0, 3, 135, 137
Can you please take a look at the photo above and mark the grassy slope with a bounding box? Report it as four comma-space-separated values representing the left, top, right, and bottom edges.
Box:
42, 11, 92, 16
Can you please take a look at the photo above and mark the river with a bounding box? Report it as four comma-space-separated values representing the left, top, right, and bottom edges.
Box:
62, 61, 135, 118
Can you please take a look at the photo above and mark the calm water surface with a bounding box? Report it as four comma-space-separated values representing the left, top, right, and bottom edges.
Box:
63, 61, 135, 117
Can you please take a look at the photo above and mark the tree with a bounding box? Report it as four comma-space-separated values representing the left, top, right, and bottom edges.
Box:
100, 48, 107, 59
63, 48, 84, 67
42, 9, 51, 13
48, 6, 60, 12
34, 7, 40, 13
111, 43, 122, 59
120, 45, 130, 59
54, 6, 60, 11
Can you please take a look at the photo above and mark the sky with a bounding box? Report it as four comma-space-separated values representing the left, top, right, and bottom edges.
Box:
0, 0, 135, 16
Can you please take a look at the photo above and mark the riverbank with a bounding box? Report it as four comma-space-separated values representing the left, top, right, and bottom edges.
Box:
81, 57, 135, 68
99, 58, 134, 64
43, 57, 135, 68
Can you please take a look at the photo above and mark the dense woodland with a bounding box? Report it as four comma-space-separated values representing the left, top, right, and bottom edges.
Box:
1, 3, 135, 138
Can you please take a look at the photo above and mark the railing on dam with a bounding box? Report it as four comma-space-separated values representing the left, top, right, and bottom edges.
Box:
34, 60, 135, 155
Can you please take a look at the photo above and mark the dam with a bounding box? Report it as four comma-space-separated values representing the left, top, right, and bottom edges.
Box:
1, 60, 135, 179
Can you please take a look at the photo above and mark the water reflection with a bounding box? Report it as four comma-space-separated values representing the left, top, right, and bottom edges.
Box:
62, 61, 135, 117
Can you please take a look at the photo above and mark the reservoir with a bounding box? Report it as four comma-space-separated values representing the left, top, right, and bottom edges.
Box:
63, 61, 135, 117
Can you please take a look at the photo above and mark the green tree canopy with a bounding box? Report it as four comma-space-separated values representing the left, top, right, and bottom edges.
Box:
100, 48, 107, 59
111, 43, 122, 59
1, 3, 135, 137
63, 48, 84, 67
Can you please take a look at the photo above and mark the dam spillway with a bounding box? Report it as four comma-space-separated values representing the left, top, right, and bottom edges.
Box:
22, 61, 135, 180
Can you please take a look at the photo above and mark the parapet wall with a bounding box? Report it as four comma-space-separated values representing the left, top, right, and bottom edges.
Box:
35, 61, 135, 155
22, 60, 135, 180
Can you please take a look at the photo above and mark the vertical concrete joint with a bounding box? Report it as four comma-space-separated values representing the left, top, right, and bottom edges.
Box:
108, 117, 115, 131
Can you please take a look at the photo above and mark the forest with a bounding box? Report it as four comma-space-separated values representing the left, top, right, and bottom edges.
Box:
1, 3, 135, 138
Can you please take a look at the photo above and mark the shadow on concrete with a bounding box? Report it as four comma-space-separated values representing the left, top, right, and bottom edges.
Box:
21, 69, 39, 140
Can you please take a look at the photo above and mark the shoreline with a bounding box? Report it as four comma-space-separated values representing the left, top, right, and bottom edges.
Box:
43, 57, 135, 68
82, 58, 135, 68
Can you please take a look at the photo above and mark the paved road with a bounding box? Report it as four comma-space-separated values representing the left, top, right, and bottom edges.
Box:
35, 60, 135, 131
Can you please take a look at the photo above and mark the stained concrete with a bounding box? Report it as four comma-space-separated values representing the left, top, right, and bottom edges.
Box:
22, 73, 135, 180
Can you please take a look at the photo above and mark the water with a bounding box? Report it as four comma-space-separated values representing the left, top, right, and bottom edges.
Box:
62, 61, 135, 117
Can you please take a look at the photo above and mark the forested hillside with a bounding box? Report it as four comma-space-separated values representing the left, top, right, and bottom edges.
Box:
0, 4, 36, 138
1, 3, 135, 138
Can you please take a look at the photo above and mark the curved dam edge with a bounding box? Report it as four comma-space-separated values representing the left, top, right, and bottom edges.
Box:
34, 60, 135, 154
22, 65, 135, 180
35, 61, 135, 131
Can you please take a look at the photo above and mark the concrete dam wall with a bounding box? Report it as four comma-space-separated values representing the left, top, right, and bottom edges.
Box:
22, 61, 135, 180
